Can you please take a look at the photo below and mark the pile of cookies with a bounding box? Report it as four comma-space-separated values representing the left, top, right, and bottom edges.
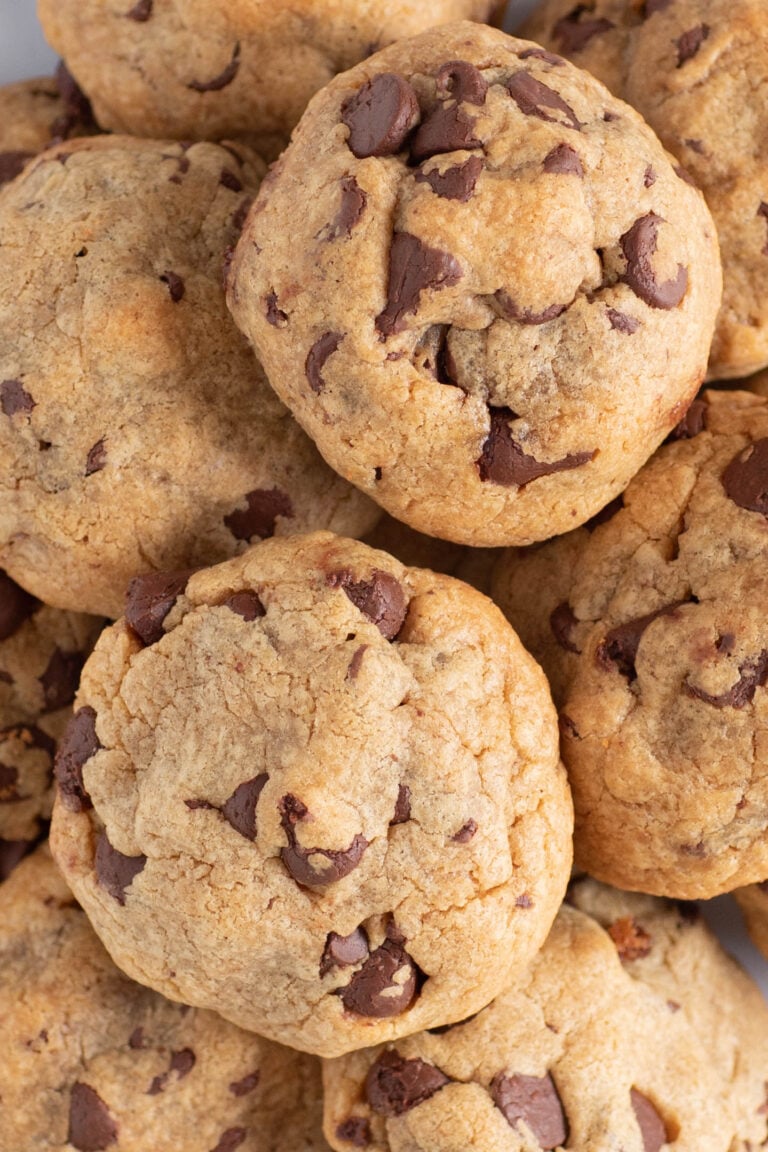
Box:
2, 1, 768, 1148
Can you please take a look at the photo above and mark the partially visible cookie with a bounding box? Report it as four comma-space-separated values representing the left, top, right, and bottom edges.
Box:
522, 0, 768, 379
734, 883, 768, 962
0, 66, 98, 188
0, 845, 330, 1151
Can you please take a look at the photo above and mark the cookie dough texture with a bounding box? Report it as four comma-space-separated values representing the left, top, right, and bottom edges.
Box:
0, 569, 102, 880
51, 532, 572, 1057
495, 388, 768, 898
37, 0, 502, 161
323, 885, 767, 1152
0, 136, 377, 619
227, 21, 721, 548
0, 846, 330, 1151
0, 68, 97, 188
522, 0, 768, 379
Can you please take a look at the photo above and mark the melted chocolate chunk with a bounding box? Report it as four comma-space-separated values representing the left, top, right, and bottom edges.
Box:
676, 24, 709, 66
224, 487, 294, 541
435, 61, 488, 104
339, 936, 421, 1017
685, 650, 768, 709
451, 818, 477, 843
0, 150, 33, 186
631, 1089, 667, 1152
210, 1130, 246, 1152
391, 784, 411, 824
160, 271, 185, 302
335, 1117, 371, 1146
608, 916, 652, 961
320, 926, 370, 977
221, 774, 268, 841
722, 438, 768, 516
478, 407, 594, 487
222, 590, 265, 620
543, 143, 584, 176
519, 47, 565, 65
506, 72, 582, 131
279, 794, 368, 887
550, 602, 580, 654
328, 568, 408, 640
620, 213, 688, 309
607, 308, 640, 334
493, 291, 566, 325
554, 6, 614, 53
219, 168, 243, 192
365, 1050, 449, 1115
376, 232, 462, 336
305, 331, 343, 393
415, 155, 483, 201
669, 397, 707, 440
54, 706, 100, 812
342, 73, 420, 158
491, 1072, 568, 1149
0, 379, 35, 417
0, 837, 33, 881
187, 43, 241, 91
68, 1083, 118, 1151
597, 602, 686, 681
39, 648, 83, 712
125, 570, 193, 646
321, 175, 367, 240
0, 570, 38, 641
229, 1071, 260, 1096
95, 832, 146, 905
126, 0, 153, 19
265, 291, 288, 327
85, 439, 107, 476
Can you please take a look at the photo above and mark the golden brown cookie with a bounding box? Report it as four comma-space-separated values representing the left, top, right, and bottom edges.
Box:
0, 66, 98, 188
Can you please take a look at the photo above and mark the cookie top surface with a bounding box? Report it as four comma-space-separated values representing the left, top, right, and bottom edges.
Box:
0, 136, 377, 618
0, 68, 98, 189
227, 21, 721, 548
0, 846, 329, 1151
497, 388, 768, 897
522, 0, 768, 379
37, 0, 501, 160
322, 895, 746, 1152
50, 531, 572, 1057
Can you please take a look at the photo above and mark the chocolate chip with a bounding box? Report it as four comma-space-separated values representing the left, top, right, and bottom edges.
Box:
391, 784, 411, 824
147, 1048, 196, 1095
346, 644, 369, 680
553, 6, 614, 53
375, 232, 462, 336
0, 570, 38, 641
85, 439, 107, 476
39, 648, 83, 712
128, 1028, 145, 1048
221, 774, 268, 841
415, 155, 483, 201
543, 143, 584, 177
435, 61, 488, 104
224, 487, 294, 541
219, 168, 243, 192
0, 150, 33, 186
229, 1071, 260, 1096
125, 569, 193, 646
685, 650, 768, 709
597, 602, 686, 681
55, 707, 100, 812
676, 24, 709, 66
516, 893, 534, 908
320, 926, 369, 976
607, 308, 640, 334
126, 0, 152, 18
722, 438, 768, 516
550, 602, 580, 654
758, 202, 768, 256
451, 818, 477, 843
685, 137, 705, 154
716, 632, 736, 654
668, 397, 707, 440
410, 101, 481, 165
341, 73, 420, 159
478, 407, 594, 487
519, 47, 565, 65
491, 1072, 568, 1149
306, 331, 343, 393
210, 1129, 247, 1152
620, 213, 688, 309
0, 837, 33, 881
321, 176, 367, 241
279, 794, 368, 887
494, 291, 566, 326
160, 271, 185, 303
68, 1083, 118, 1151
644, 166, 657, 187
222, 591, 265, 621
338, 936, 420, 1017
608, 916, 652, 961
265, 291, 287, 327
506, 72, 582, 131
335, 1117, 371, 1146
328, 569, 408, 640
95, 831, 146, 905
0, 379, 34, 417
366, 1050, 449, 1115
631, 1089, 667, 1152
187, 43, 241, 91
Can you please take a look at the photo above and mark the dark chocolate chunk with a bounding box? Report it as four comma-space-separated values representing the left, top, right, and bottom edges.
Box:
607, 308, 640, 334
376, 232, 462, 336
0, 837, 34, 881
320, 926, 369, 977
553, 6, 615, 53
305, 331, 343, 393
478, 407, 594, 487
125, 569, 193, 646
68, 1083, 118, 1151
128, 1028, 145, 1049
210, 1129, 247, 1152
644, 166, 657, 188
219, 167, 243, 191
410, 104, 480, 164
543, 143, 583, 176
391, 784, 411, 824
0, 379, 35, 417
516, 893, 534, 908
0, 570, 38, 641
346, 644, 369, 680
39, 648, 83, 712
160, 271, 185, 302
221, 774, 268, 841
229, 1071, 260, 1096
685, 650, 768, 709
321, 175, 367, 240
506, 72, 582, 131
493, 291, 567, 325
187, 43, 241, 91
451, 818, 477, 843
338, 936, 420, 1017
327, 569, 408, 640
668, 397, 707, 440
265, 291, 287, 327
415, 154, 483, 201
54, 706, 100, 812
147, 1048, 196, 1095
631, 1089, 667, 1152
620, 213, 688, 309
222, 591, 265, 620
85, 439, 107, 476
722, 438, 768, 516
366, 1050, 449, 1116
519, 47, 565, 65
0, 150, 34, 186
435, 61, 488, 104
342, 73, 420, 158
335, 1117, 371, 1146
126, 0, 152, 19
597, 601, 686, 681
550, 602, 580, 654
279, 794, 368, 887
95, 831, 147, 905
608, 916, 652, 961
491, 1072, 568, 1149
676, 24, 709, 66
224, 487, 294, 541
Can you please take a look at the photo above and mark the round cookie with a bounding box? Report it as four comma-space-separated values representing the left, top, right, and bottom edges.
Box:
0, 845, 330, 1151
0, 66, 98, 188
37, 0, 503, 162
0, 568, 102, 880
522, 0, 768, 379
227, 21, 721, 548
0, 136, 378, 618
50, 532, 572, 1057
322, 899, 741, 1152
497, 388, 768, 898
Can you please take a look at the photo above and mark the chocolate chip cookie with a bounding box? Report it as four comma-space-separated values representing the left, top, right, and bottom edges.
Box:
0, 65, 98, 189
227, 21, 721, 548
0, 136, 377, 618
522, 0, 768, 379
734, 882, 768, 963
37, 0, 502, 162
0, 568, 102, 881
50, 532, 572, 1057
0, 845, 330, 1151
497, 388, 768, 898
323, 895, 750, 1151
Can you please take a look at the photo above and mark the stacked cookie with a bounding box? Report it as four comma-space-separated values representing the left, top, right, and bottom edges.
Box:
1, 0, 768, 1147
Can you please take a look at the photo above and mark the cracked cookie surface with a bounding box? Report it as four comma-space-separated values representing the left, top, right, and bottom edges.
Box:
50, 531, 572, 1057
227, 21, 721, 548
